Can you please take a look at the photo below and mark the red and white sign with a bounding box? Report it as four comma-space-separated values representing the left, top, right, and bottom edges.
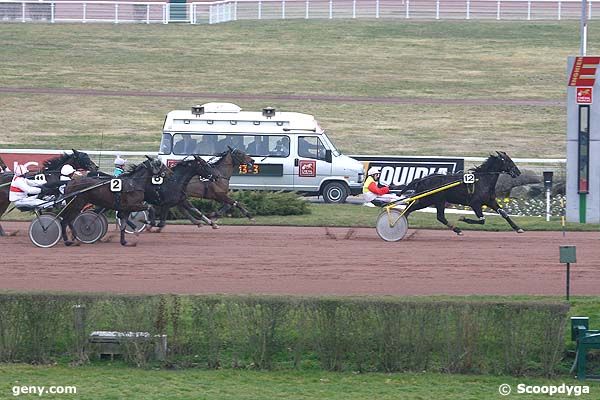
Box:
577, 87, 593, 104
0, 152, 56, 173
569, 56, 600, 87
298, 160, 316, 177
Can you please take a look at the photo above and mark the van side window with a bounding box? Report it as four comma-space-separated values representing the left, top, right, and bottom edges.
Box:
160, 133, 173, 155
268, 136, 290, 157
299, 136, 326, 160
173, 134, 198, 155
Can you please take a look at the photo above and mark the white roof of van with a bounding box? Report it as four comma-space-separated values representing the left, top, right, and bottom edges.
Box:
163, 103, 322, 134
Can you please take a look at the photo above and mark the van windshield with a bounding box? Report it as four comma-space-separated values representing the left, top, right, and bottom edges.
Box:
321, 131, 340, 156
169, 133, 290, 157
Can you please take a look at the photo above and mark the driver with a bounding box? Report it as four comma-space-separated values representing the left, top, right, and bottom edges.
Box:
9, 164, 47, 209
362, 166, 402, 207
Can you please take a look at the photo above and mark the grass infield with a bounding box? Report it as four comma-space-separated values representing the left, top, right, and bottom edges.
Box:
2, 21, 599, 157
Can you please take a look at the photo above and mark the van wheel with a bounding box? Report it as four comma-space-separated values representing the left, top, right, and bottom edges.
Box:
322, 182, 348, 203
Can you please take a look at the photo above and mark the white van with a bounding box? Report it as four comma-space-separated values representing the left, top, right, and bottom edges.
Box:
157, 103, 364, 203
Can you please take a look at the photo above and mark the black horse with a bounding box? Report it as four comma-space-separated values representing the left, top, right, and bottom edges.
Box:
145, 156, 218, 231
400, 151, 523, 235
61, 157, 167, 246
0, 150, 99, 236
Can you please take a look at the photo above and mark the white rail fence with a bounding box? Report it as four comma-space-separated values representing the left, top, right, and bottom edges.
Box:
0, 0, 597, 24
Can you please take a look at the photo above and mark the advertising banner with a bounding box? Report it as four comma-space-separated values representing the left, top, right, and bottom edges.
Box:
352, 156, 464, 189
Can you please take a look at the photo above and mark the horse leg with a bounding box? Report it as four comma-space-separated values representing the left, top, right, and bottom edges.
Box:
233, 200, 254, 221
436, 203, 462, 235
458, 204, 486, 225
487, 200, 524, 233
0, 202, 17, 236
182, 200, 219, 229
117, 211, 135, 246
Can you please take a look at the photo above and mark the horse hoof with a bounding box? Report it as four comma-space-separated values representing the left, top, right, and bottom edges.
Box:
211, 224, 220, 230
517, 229, 525, 234
64, 240, 74, 247
250, 218, 256, 223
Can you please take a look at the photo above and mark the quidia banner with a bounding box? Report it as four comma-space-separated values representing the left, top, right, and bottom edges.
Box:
352, 156, 465, 189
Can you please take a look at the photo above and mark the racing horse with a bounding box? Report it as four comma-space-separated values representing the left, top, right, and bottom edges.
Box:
145, 156, 219, 231
399, 151, 523, 235
60, 157, 167, 246
184, 147, 256, 221
0, 150, 98, 236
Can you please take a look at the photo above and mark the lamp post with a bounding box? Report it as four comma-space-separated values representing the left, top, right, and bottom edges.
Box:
581, 0, 588, 56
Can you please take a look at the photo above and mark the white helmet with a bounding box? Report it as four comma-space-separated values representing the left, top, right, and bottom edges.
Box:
14, 164, 28, 176
60, 164, 76, 176
367, 166, 380, 176
114, 155, 127, 166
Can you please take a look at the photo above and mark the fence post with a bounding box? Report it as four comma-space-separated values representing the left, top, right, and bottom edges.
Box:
466, 0, 470, 20
51, 2, 55, 23
234, 1, 238, 21
258, 0, 262, 19
376, 0, 380, 18
283, 0, 286, 19
83, 2, 87, 23
73, 305, 87, 363
527, 0, 531, 20
436, 0, 440, 19
329, 0, 333, 19
589, 0, 593, 19
305, 0, 309, 18
406, 0, 410, 18
115, 3, 119, 24
146, 4, 150, 24
497, 0, 500, 20
558, 0, 561, 20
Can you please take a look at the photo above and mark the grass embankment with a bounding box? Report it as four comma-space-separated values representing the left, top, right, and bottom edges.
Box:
1, 21, 597, 156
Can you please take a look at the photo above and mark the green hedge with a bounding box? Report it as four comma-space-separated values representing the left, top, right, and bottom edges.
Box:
175, 191, 310, 219
0, 294, 569, 376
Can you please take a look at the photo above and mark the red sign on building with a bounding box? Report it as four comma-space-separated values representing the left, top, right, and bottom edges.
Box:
577, 87, 593, 104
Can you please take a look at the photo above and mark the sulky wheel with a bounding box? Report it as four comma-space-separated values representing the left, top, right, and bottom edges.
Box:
117, 210, 149, 234
29, 213, 62, 248
375, 208, 409, 242
73, 211, 105, 244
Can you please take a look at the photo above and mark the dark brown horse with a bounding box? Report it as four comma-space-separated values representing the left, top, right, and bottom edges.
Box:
145, 156, 218, 231
0, 150, 98, 236
400, 151, 524, 235
61, 157, 167, 246
185, 148, 255, 220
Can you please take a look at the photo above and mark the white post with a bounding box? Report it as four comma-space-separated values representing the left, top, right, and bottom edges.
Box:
405, 0, 410, 18
497, 0, 500, 20
305, 0, 309, 18
352, 0, 356, 18
546, 188, 551, 222
209, 4, 213, 23
234, 1, 238, 21
258, 0, 262, 19
527, 0, 531, 20
589, 0, 592, 19
51, 2, 55, 23
115, 3, 119, 24
466, 0, 470, 19
558, 0, 561, 20
436, 0, 439, 19
147, 4, 150, 24
329, 0, 333, 19
581, 0, 588, 55
283, 0, 286, 19
376, 0, 380, 18
83, 2, 87, 23
164, 3, 168, 24
21, 2, 25, 23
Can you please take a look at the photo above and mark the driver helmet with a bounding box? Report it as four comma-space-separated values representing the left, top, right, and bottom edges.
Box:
114, 155, 127, 167
14, 164, 28, 177
60, 164, 76, 177
367, 166, 381, 177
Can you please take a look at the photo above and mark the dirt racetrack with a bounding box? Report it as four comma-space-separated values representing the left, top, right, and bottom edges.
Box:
1, 221, 599, 296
